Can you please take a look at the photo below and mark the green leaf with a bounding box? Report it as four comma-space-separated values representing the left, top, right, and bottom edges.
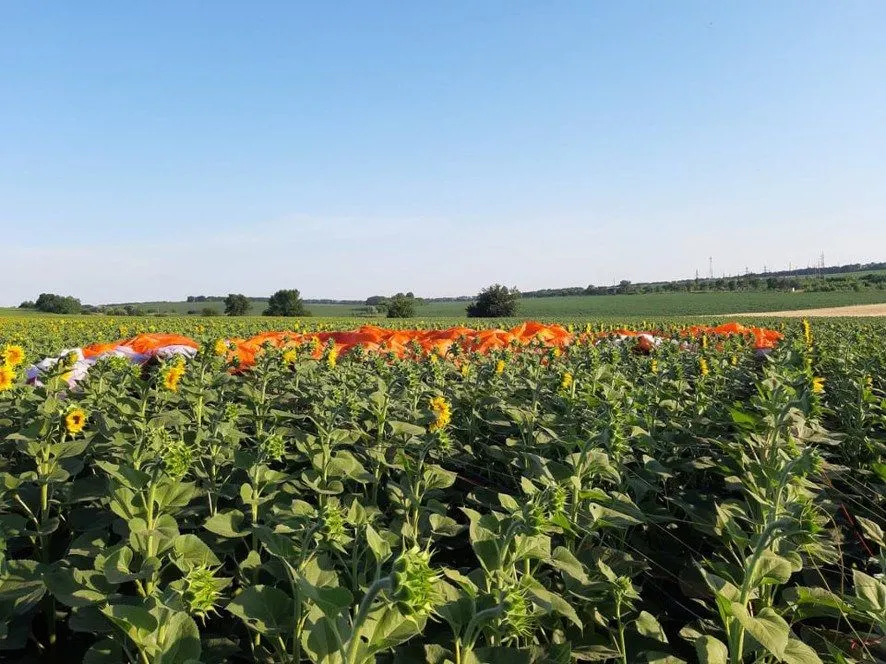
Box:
634, 611, 667, 643
424, 644, 454, 664
782, 586, 848, 619
51, 439, 89, 459
328, 450, 368, 481
462, 508, 503, 573
44, 564, 112, 607
729, 603, 788, 659
781, 638, 823, 664
388, 421, 425, 437
437, 593, 474, 633
297, 579, 352, 620
95, 461, 150, 490
549, 546, 589, 584
852, 569, 886, 612
154, 481, 197, 511
102, 545, 158, 584
423, 464, 457, 491
156, 611, 202, 664
172, 535, 221, 570
203, 510, 248, 538
750, 551, 793, 587
526, 583, 582, 630
303, 615, 344, 663
697, 566, 740, 601
101, 604, 158, 648
428, 514, 463, 537
83, 638, 123, 664
855, 516, 884, 547
694, 636, 728, 664
513, 534, 550, 561
0, 560, 46, 615
365, 524, 392, 564
226, 585, 293, 636
363, 605, 425, 653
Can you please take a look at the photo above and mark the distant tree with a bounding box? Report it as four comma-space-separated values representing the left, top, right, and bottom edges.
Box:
365, 295, 389, 309
34, 293, 82, 314
617, 280, 635, 295
386, 292, 416, 318
466, 284, 520, 318
18, 300, 35, 309
224, 293, 250, 316
201, 307, 220, 316
263, 289, 309, 317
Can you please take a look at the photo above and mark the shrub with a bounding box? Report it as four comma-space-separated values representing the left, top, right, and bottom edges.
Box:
263, 289, 309, 317
466, 284, 520, 318
386, 293, 417, 318
224, 294, 250, 316
34, 293, 82, 314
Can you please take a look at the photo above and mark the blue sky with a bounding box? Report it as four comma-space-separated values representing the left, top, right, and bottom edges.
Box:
2, 2, 884, 304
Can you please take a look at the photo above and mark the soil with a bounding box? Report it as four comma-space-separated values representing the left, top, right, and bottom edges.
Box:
731, 303, 886, 317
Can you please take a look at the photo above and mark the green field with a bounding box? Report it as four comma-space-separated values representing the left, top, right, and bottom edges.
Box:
1, 315, 884, 663
103, 289, 886, 319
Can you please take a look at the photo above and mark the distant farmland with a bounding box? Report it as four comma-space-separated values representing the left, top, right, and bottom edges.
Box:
104, 289, 886, 319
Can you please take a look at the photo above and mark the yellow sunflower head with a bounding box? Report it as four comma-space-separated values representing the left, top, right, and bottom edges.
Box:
560, 371, 573, 390
1, 345, 25, 367
428, 396, 452, 432
699, 357, 710, 377
65, 408, 87, 435
812, 376, 825, 394
162, 365, 185, 392
0, 364, 15, 392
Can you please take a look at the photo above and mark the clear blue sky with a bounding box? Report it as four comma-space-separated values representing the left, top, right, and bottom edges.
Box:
2, 1, 884, 304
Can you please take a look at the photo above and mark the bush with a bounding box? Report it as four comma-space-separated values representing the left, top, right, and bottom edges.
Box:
224, 294, 250, 316
201, 307, 221, 316
263, 289, 309, 317
34, 293, 82, 314
386, 293, 417, 318
466, 284, 520, 318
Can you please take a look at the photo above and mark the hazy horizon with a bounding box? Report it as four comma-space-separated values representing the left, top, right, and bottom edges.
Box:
3, 2, 885, 305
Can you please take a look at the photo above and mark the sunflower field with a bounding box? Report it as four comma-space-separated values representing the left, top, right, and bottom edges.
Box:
0, 316, 884, 664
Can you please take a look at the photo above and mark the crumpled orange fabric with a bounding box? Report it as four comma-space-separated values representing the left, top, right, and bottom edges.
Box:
74, 321, 782, 369
82, 333, 198, 359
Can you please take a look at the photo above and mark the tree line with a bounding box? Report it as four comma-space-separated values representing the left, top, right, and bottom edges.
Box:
18, 284, 521, 319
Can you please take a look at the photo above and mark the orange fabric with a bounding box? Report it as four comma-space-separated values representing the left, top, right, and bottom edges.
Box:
70, 321, 783, 369
127, 334, 199, 354
82, 341, 124, 358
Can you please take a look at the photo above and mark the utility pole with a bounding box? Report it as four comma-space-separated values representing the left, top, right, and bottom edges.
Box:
708, 256, 713, 279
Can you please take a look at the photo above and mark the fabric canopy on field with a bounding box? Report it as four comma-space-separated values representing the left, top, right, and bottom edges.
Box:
25, 321, 782, 387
